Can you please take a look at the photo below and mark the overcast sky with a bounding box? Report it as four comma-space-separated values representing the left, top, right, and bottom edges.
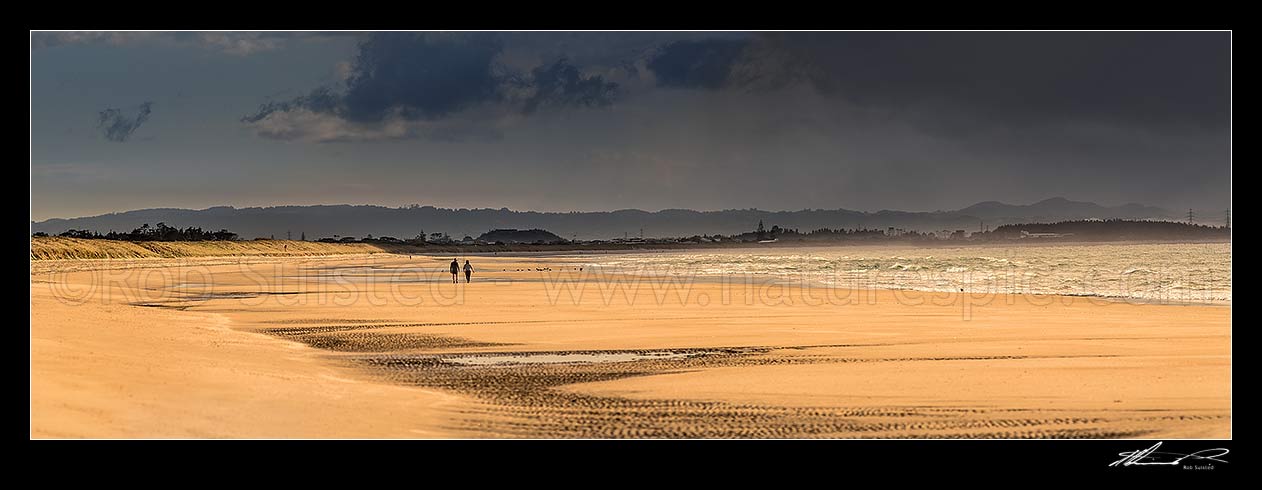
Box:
30, 31, 1231, 221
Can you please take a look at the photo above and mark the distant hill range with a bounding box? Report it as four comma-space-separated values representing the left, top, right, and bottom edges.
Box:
31, 197, 1176, 240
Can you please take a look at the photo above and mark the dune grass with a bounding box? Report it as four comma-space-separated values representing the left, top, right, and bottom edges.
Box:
29, 236, 409, 260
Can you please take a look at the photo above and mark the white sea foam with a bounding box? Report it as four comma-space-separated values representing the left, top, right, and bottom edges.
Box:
573, 242, 1231, 304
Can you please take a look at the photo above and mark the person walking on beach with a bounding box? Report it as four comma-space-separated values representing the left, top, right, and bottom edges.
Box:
449, 258, 460, 284
463, 259, 474, 283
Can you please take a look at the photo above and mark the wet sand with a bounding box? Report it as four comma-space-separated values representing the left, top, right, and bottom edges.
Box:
30, 254, 1231, 438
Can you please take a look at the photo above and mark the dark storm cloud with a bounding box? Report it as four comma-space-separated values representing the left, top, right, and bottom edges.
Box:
646, 39, 749, 90
32, 31, 1231, 221
240, 87, 341, 123
496, 32, 742, 68
243, 33, 505, 124
340, 32, 505, 122
242, 32, 619, 140
648, 32, 1230, 130
522, 59, 619, 114
562, 31, 1227, 213
97, 102, 152, 142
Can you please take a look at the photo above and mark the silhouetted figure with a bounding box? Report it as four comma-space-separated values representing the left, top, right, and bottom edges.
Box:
464, 260, 474, 283
450, 259, 459, 283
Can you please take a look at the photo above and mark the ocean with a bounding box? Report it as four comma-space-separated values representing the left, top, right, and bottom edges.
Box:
567, 242, 1231, 305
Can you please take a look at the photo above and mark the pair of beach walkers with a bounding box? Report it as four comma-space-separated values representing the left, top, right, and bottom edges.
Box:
450, 259, 473, 283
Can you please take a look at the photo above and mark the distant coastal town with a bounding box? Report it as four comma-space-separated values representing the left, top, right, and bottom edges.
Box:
34, 218, 1230, 251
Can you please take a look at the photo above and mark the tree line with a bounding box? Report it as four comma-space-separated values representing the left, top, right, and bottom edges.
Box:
978, 219, 1229, 240
36, 222, 239, 241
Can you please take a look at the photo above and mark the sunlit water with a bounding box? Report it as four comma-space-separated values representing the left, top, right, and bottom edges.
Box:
566, 242, 1231, 305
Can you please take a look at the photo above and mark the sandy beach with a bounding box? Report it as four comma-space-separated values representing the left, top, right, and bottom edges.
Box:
30, 253, 1231, 438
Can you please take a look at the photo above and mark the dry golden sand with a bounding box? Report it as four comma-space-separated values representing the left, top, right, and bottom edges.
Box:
30, 254, 1231, 438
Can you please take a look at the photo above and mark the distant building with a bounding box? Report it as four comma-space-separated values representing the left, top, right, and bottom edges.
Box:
1020, 231, 1071, 239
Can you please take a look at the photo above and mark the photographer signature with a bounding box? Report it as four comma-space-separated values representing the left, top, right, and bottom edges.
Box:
1109, 442, 1229, 467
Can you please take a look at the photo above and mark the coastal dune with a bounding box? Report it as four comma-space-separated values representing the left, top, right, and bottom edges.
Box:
30, 236, 399, 260
30, 268, 468, 438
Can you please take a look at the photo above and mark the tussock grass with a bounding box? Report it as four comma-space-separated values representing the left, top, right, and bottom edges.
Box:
30, 236, 403, 260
